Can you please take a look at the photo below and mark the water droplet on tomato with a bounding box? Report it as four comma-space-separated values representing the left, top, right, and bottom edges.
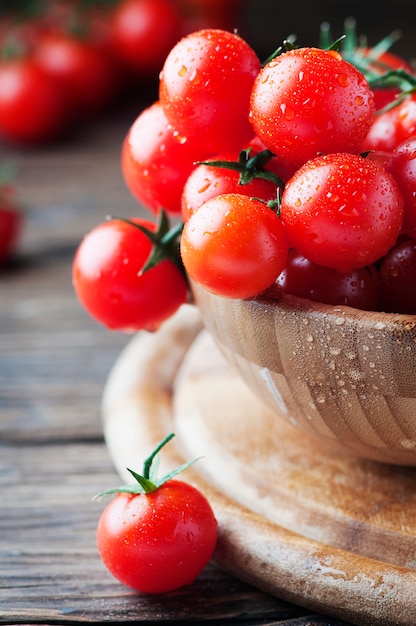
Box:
337, 73, 349, 87
280, 102, 294, 120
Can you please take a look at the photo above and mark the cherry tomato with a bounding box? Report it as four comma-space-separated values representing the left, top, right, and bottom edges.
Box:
159, 28, 261, 154
34, 32, 116, 118
0, 58, 68, 144
72, 217, 188, 332
95, 434, 218, 594
180, 193, 288, 299
181, 149, 281, 221
280, 152, 404, 273
386, 136, 416, 239
362, 94, 416, 153
249, 47, 375, 173
379, 238, 416, 314
97, 481, 217, 593
109, 0, 183, 76
273, 249, 380, 311
0, 206, 21, 264
121, 101, 212, 215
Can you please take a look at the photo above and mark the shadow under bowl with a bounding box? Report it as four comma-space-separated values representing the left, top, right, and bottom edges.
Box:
192, 281, 416, 466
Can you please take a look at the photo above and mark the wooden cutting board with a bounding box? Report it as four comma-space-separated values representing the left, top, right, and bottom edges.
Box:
102, 305, 416, 626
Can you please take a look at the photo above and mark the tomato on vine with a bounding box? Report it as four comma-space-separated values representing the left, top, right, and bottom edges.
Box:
72, 212, 188, 332
180, 193, 288, 299
95, 433, 218, 594
181, 148, 283, 221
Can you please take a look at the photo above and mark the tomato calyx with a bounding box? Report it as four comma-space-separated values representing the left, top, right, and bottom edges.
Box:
322, 18, 416, 112
198, 148, 285, 188
106, 209, 186, 280
94, 433, 201, 499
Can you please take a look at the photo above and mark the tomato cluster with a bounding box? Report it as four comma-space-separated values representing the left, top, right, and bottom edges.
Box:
74, 25, 416, 334
0, 0, 239, 145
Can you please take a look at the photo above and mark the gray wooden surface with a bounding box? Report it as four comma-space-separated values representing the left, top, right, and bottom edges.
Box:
0, 101, 353, 625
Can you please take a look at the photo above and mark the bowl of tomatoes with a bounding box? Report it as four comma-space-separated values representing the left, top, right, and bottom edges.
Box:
73, 23, 416, 466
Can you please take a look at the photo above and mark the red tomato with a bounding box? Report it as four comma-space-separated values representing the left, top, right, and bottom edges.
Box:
180, 193, 289, 299
121, 101, 212, 215
34, 32, 116, 118
97, 480, 217, 593
109, 0, 183, 76
362, 94, 416, 153
386, 136, 416, 239
249, 47, 375, 173
159, 28, 261, 154
0, 58, 68, 144
379, 238, 416, 314
95, 433, 218, 594
361, 104, 402, 152
280, 153, 404, 273
181, 149, 281, 221
272, 249, 380, 311
0, 200, 22, 264
72, 217, 188, 332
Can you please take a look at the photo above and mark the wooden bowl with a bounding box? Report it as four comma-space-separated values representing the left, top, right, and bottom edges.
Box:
191, 281, 416, 466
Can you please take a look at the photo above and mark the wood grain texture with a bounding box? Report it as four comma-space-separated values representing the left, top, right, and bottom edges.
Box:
192, 282, 416, 466
102, 309, 416, 626
1, 106, 352, 625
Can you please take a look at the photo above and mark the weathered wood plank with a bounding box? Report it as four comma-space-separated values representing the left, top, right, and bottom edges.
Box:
0, 97, 355, 625
0, 439, 315, 624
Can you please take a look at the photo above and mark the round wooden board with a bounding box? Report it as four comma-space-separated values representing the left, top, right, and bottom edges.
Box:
102, 305, 416, 626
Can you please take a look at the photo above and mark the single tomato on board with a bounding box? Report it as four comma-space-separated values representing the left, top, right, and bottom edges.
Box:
95, 433, 218, 594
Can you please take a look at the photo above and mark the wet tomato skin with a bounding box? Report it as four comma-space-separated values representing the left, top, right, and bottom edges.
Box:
181, 193, 289, 299
159, 28, 261, 154
121, 101, 213, 215
96, 480, 218, 594
386, 136, 416, 239
72, 217, 188, 332
249, 47, 375, 173
280, 152, 404, 273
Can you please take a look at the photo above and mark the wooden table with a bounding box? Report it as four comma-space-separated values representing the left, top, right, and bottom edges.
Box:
0, 97, 361, 626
